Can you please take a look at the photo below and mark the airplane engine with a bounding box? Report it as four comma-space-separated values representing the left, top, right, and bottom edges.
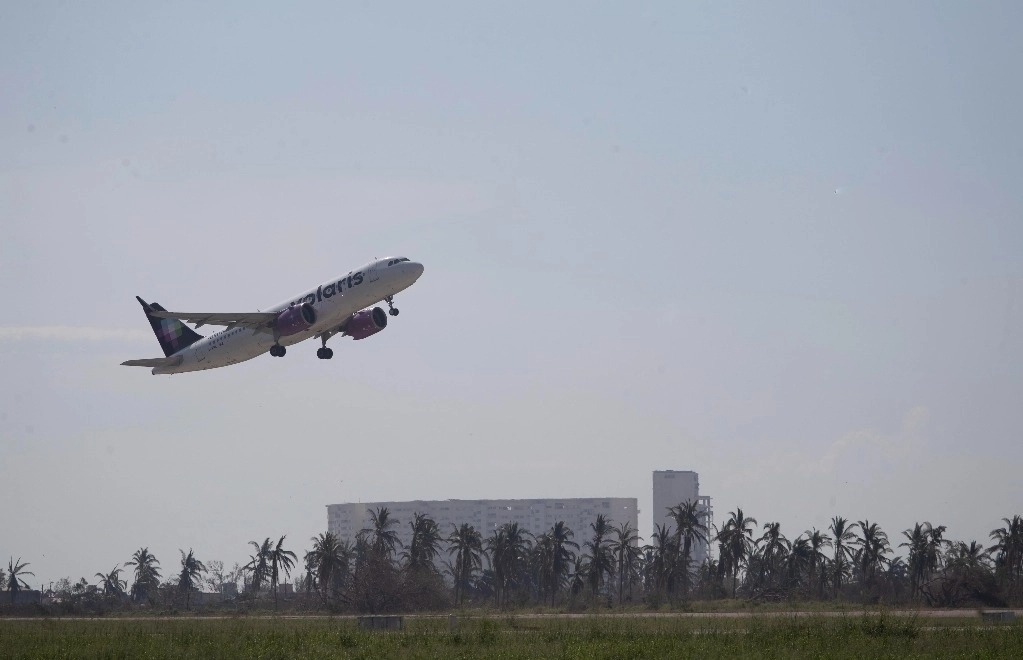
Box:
275, 302, 317, 337
344, 306, 388, 340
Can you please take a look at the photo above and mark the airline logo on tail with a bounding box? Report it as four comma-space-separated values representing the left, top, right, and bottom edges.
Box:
136, 296, 203, 357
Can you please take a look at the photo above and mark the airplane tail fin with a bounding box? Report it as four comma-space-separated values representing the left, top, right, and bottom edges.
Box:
136, 296, 204, 357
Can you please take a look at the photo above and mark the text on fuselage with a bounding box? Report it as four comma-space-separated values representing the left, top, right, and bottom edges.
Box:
290, 271, 365, 308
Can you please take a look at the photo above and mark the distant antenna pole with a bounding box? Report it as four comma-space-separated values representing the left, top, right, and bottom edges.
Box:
700, 494, 714, 561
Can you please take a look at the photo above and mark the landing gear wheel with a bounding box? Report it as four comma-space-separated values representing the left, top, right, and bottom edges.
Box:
385, 295, 399, 316
270, 344, 286, 357
389, 308, 399, 317
318, 331, 337, 359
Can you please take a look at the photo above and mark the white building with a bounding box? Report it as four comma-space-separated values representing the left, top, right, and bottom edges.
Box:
326, 497, 638, 564
652, 470, 713, 565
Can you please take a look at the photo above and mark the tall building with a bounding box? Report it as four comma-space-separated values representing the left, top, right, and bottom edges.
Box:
327, 497, 638, 567
652, 470, 713, 564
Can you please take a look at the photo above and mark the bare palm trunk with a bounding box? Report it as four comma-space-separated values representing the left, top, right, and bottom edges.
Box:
618, 555, 624, 606
834, 560, 842, 598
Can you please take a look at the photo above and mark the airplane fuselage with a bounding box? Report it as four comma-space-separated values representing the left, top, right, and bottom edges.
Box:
153, 257, 423, 374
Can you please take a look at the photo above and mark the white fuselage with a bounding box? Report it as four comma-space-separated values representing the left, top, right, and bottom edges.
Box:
154, 258, 424, 374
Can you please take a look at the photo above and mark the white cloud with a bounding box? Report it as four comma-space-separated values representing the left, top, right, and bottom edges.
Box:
811, 406, 930, 475
0, 326, 150, 342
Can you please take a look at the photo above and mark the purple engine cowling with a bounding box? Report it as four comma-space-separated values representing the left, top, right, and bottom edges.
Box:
275, 302, 317, 337
344, 306, 388, 340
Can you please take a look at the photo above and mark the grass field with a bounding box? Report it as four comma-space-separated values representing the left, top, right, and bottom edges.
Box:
1, 613, 1021, 658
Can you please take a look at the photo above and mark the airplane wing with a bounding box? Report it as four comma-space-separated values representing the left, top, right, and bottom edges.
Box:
121, 356, 184, 368
146, 310, 278, 330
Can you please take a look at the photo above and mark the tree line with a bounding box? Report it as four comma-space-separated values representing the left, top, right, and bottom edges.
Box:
4, 508, 1022, 613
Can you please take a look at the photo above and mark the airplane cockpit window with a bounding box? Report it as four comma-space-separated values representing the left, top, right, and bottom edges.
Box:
386, 257, 411, 267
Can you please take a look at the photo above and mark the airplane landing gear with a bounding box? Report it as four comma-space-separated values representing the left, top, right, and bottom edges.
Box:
385, 295, 399, 317
316, 329, 338, 360
269, 328, 287, 357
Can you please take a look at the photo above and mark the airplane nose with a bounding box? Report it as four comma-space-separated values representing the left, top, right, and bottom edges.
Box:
410, 262, 424, 279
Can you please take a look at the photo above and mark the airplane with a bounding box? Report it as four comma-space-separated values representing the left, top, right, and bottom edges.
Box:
122, 256, 424, 375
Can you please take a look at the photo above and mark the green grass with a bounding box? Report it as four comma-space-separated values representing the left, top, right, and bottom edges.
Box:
1, 614, 1020, 658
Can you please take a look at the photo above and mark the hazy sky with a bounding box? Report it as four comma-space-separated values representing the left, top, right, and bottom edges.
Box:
2, 2, 1021, 586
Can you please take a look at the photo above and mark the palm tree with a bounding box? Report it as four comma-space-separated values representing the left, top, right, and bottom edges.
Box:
904, 521, 941, 601
885, 555, 909, 601
532, 521, 578, 607
301, 552, 317, 595
569, 555, 588, 597
989, 515, 1023, 600
448, 523, 483, 606
177, 548, 206, 610
901, 522, 930, 600
244, 538, 272, 594
786, 536, 813, 593
126, 548, 161, 604
6, 558, 35, 603
352, 535, 373, 583
925, 540, 993, 607
951, 540, 991, 570
361, 507, 401, 561
269, 535, 297, 610
403, 513, 443, 573
669, 500, 709, 598
306, 532, 351, 602
854, 520, 891, 594
608, 521, 641, 605
485, 522, 532, 607
829, 516, 856, 597
805, 528, 832, 598
945, 540, 990, 577
925, 524, 948, 588
646, 523, 677, 599
350, 509, 404, 612
584, 514, 613, 601
95, 565, 127, 599
757, 522, 790, 589
695, 556, 722, 599
532, 532, 554, 604
717, 508, 757, 598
